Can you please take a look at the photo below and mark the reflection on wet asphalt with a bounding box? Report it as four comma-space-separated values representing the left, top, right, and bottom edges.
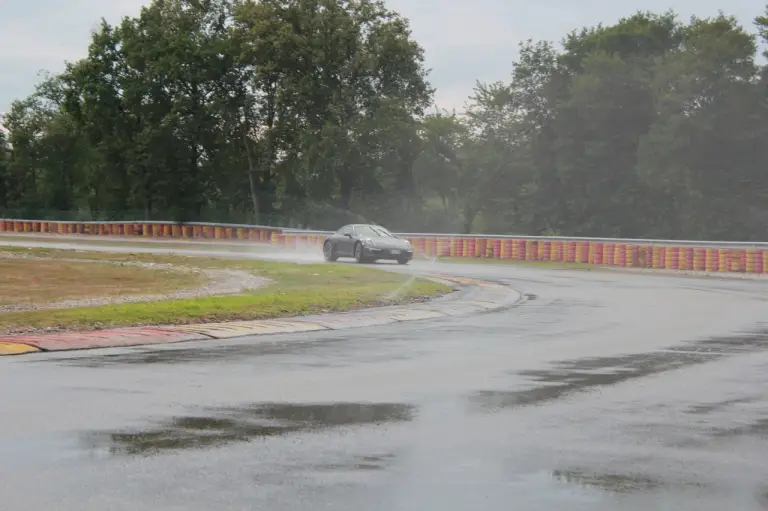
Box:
470, 330, 768, 412
84, 403, 414, 457
2, 257, 768, 510
52, 336, 358, 367
47, 327, 439, 368
552, 469, 675, 493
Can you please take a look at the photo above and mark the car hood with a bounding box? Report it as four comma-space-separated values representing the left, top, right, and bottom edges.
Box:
364, 237, 410, 250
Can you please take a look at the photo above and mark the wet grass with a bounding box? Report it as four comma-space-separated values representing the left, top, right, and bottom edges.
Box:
0, 247, 449, 334
0, 257, 204, 306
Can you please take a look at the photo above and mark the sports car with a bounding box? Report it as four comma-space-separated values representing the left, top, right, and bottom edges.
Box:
322, 224, 413, 264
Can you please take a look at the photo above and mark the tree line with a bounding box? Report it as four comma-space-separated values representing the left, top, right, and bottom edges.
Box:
1, 0, 767, 240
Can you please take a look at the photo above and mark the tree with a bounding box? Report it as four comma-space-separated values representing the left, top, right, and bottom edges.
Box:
637, 14, 764, 239
547, 13, 683, 237
413, 111, 465, 213
4, 4, 768, 239
1, 75, 85, 216
234, 0, 433, 220
0, 127, 9, 208
415, 82, 526, 234
64, 0, 249, 221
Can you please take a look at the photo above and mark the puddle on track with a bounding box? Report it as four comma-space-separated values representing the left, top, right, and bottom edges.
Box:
82, 402, 415, 457
686, 397, 758, 415
710, 418, 768, 439
551, 469, 682, 494
310, 453, 398, 473
549, 469, 768, 510
469, 329, 768, 413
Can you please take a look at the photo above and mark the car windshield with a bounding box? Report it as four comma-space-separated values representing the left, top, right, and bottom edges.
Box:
356, 225, 393, 238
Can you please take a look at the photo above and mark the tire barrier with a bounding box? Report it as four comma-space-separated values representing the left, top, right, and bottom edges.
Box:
0, 219, 279, 242
1, 219, 766, 275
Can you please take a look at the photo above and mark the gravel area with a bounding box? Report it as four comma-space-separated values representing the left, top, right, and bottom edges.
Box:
0, 252, 270, 312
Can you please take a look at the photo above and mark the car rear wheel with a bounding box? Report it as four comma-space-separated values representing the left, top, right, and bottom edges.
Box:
323, 241, 338, 262
354, 242, 365, 263
397, 257, 410, 265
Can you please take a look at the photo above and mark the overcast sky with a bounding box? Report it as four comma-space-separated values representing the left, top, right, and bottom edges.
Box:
0, 0, 764, 115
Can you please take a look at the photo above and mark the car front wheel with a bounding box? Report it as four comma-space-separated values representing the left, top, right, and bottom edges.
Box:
354, 242, 365, 263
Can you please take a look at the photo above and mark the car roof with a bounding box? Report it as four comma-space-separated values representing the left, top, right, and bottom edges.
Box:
339, 224, 390, 232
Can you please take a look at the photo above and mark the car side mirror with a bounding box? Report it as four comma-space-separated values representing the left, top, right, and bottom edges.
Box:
344, 233, 352, 238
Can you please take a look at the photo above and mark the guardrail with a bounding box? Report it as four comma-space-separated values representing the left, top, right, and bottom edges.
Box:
1, 219, 767, 274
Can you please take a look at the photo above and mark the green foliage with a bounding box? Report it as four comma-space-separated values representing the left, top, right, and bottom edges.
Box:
1, 0, 431, 227
2, 4, 768, 239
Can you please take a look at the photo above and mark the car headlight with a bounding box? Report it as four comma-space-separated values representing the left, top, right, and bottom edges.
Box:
404, 240, 411, 248
362, 238, 376, 246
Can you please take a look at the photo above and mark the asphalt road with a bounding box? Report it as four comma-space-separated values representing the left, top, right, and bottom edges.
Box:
1, 243, 767, 510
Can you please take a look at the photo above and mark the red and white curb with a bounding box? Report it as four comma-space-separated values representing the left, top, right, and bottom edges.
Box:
0, 276, 522, 356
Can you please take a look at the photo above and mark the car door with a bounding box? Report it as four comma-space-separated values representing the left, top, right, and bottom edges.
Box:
337, 225, 355, 256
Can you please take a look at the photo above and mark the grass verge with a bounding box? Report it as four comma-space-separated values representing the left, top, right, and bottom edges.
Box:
0, 247, 450, 334
0, 257, 204, 306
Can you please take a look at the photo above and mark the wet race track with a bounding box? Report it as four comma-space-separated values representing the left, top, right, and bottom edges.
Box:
2, 244, 768, 510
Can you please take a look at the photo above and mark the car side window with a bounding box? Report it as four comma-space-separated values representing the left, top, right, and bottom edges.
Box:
355, 225, 376, 237
338, 225, 353, 236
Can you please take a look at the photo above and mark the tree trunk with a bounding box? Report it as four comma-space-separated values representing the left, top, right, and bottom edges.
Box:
463, 206, 478, 234
247, 172, 259, 222
243, 132, 259, 223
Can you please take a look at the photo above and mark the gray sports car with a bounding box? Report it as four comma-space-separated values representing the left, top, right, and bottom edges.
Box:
322, 224, 413, 264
